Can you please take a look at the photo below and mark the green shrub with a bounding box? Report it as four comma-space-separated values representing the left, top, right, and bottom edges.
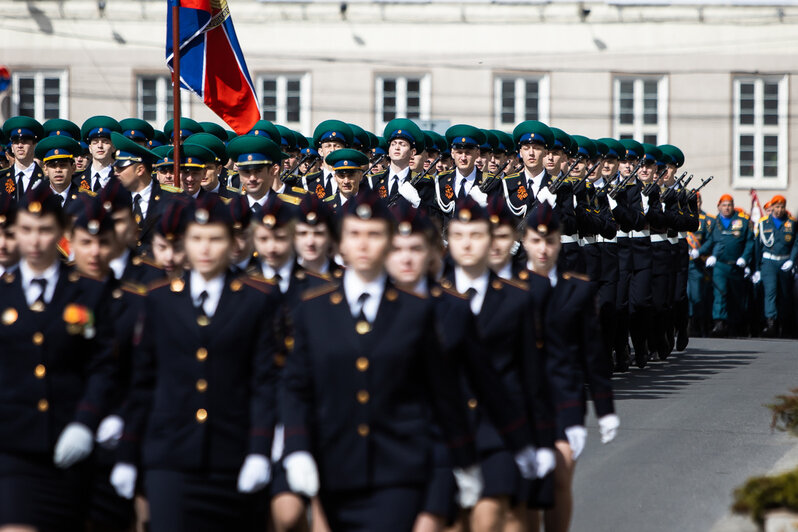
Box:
732, 470, 798, 525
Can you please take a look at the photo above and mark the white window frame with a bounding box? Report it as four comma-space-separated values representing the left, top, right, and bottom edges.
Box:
613, 75, 668, 144
255, 73, 311, 135
11, 70, 69, 121
732, 75, 789, 189
136, 74, 191, 128
374, 74, 431, 132
493, 75, 550, 128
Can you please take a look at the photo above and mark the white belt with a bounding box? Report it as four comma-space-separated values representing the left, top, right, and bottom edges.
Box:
579, 236, 597, 246
617, 230, 629, 238
678, 231, 687, 240
763, 252, 790, 261
597, 235, 618, 244
667, 237, 679, 244
650, 233, 668, 243
561, 235, 579, 244
630, 230, 650, 239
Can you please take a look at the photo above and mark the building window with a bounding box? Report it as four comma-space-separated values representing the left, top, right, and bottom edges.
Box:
733, 75, 788, 188
11, 70, 68, 121
375, 75, 430, 132
613, 76, 668, 145
136, 74, 192, 130
494, 75, 550, 128
256, 73, 311, 135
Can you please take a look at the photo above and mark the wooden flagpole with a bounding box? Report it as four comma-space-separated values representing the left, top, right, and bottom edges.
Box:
171, 0, 182, 187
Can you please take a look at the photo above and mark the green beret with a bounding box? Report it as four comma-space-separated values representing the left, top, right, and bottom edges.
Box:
185, 132, 228, 165
199, 121, 229, 142
4, 116, 44, 141
481, 129, 498, 150
570, 135, 598, 159
275, 125, 300, 151
489, 130, 515, 153
512, 120, 554, 150
34, 136, 82, 163
227, 135, 287, 167
110, 132, 160, 165
596, 138, 626, 159
423, 131, 440, 153
172, 143, 217, 167
248, 119, 281, 144
226, 130, 238, 143
119, 118, 155, 142
163, 117, 202, 141
383, 118, 424, 151
658, 144, 684, 167
313, 120, 353, 148
549, 127, 573, 154
42, 119, 81, 141
81, 116, 121, 142
445, 124, 486, 149
619, 139, 645, 160
325, 148, 369, 170
149, 130, 168, 148
641, 143, 663, 164
348, 124, 370, 150
152, 145, 173, 168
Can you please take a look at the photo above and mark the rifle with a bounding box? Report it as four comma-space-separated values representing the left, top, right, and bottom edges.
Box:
642, 166, 670, 197
386, 156, 441, 207
687, 175, 714, 202
679, 173, 694, 190
280, 153, 312, 183
607, 158, 645, 199
364, 154, 387, 177
571, 158, 603, 196
548, 155, 584, 194
479, 159, 511, 194
660, 171, 689, 202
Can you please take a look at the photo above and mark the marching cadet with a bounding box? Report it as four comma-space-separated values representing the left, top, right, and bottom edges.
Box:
276, 125, 302, 187
171, 142, 219, 200
76, 141, 92, 175
250, 194, 302, 294
34, 135, 84, 210
42, 118, 82, 142
697, 194, 754, 337
323, 148, 368, 211
501, 121, 556, 223
564, 135, 603, 275
752, 195, 797, 337
303, 120, 353, 200
185, 132, 237, 199
111, 194, 281, 532
149, 198, 191, 278
81, 116, 122, 192
687, 194, 714, 337
486, 196, 525, 280
227, 195, 260, 275
369, 119, 425, 208
162, 117, 204, 145
0, 186, 116, 531
295, 194, 342, 277
226, 135, 287, 214
487, 130, 514, 179
433, 125, 490, 222
0, 195, 19, 275
443, 196, 552, 532
520, 201, 618, 532
152, 145, 176, 187
281, 188, 482, 531
119, 118, 155, 147
1, 116, 45, 200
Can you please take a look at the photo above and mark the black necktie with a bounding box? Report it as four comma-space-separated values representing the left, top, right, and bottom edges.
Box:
16, 172, 24, 199
132, 194, 143, 225
465, 287, 477, 300
273, 272, 285, 293
57, 195, 64, 207
251, 203, 262, 217
458, 180, 468, 199
324, 173, 333, 197
93, 173, 102, 192
32, 278, 48, 304
389, 176, 399, 198
356, 292, 370, 323
197, 290, 209, 317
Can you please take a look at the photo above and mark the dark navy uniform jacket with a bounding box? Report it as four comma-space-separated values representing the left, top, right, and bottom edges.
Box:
0, 264, 116, 454
119, 272, 281, 472
281, 280, 476, 492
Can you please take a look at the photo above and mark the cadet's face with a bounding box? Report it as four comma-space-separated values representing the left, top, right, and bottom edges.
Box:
602, 156, 620, 178
185, 223, 232, 279
252, 224, 294, 269
152, 233, 186, 276
489, 224, 517, 269
114, 162, 145, 190
71, 228, 114, 279
283, 150, 300, 171
718, 200, 734, 217
387, 233, 431, 287
447, 220, 491, 269
15, 211, 62, 270
543, 148, 564, 174
110, 209, 138, 251
488, 151, 508, 174
156, 167, 175, 186
201, 163, 220, 189
523, 229, 561, 274
476, 149, 490, 171
619, 157, 637, 177
239, 164, 278, 200
339, 217, 391, 277
569, 156, 588, 177
389, 139, 415, 164
180, 167, 204, 195
637, 160, 655, 182
75, 154, 91, 172
0, 226, 20, 267
772, 203, 787, 218
519, 143, 547, 171
334, 169, 362, 198
89, 138, 113, 161
410, 150, 427, 172
665, 164, 677, 185
44, 159, 76, 190
12, 138, 34, 162
437, 156, 453, 173
425, 151, 440, 172
451, 147, 479, 174
231, 227, 254, 264
294, 223, 331, 264
320, 140, 345, 159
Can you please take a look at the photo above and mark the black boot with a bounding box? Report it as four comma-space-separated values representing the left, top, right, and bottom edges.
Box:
763, 318, 778, 337
710, 320, 727, 337
633, 340, 648, 369
614, 345, 630, 373
676, 321, 689, 351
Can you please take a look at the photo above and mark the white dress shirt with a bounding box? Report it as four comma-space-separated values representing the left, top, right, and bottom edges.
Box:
190, 270, 224, 317
323, 170, 338, 195
133, 182, 153, 219
51, 183, 71, 206
297, 257, 329, 275
20, 259, 59, 306
525, 264, 559, 287
343, 269, 386, 323
109, 249, 131, 280
523, 168, 547, 198
14, 161, 36, 192
496, 262, 513, 280
91, 164, 113, 190
455, 168, 478, 198
389, 166, 411, 193
261, 257, 294, 294
247, 189, 271, 210
454, 266, 489, 315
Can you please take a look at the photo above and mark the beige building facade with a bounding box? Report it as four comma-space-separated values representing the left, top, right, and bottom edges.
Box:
1, 0, 797, 210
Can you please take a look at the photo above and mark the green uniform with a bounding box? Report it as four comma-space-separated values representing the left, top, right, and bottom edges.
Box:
754, 214, 797, 322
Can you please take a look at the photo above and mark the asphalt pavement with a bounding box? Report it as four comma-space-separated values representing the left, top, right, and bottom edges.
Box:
571, 337, 798, 532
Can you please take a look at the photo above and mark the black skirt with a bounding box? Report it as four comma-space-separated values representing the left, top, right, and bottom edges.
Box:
0, 451, 91, 532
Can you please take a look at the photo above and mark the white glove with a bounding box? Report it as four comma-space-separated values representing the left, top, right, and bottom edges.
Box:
752, 271, 761, 284
689, 248, 700, 260
537, 186, 557, 207
271, 423, 285, 462
110, 463, 137, 500
513, 445, 538, 480
564, 425, 587, 461
510, 241, 521, 256
468, 186, 488, 207
398, 180, 421, 208
535, 448, 556, 478
744, 267, 751, 277
598, 414, 620, 444
705, 256, 717, 268
453, 465, 484, 509
781, 260, 794, 272
54, 422, 94, 468
641, 194, 650, 214
96, 415, 124, 449
607, 195, 618, 211
237, 454, 271, 493
736, 257, 747, 268
284, 451, 319, 498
